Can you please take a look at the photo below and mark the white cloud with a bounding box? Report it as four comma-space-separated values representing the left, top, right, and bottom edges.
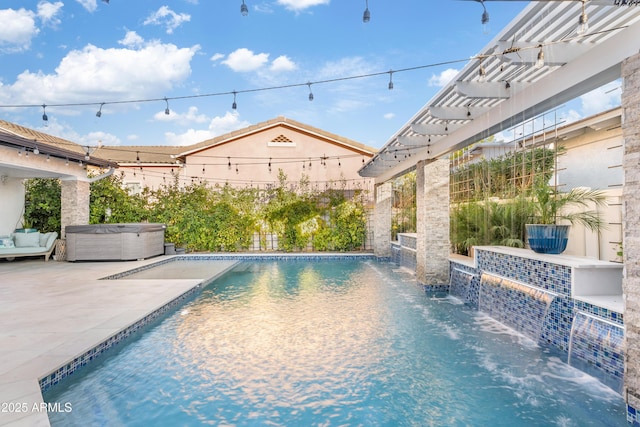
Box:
270, 55, 297, 72
384, 113, 395, 120
579, 81, 621, 117
118, 31, 144, 48
127, 134, 139, 141
37, 2, 64, 27
317, 56, 374, 80
276, 0, 330, 12
428, 68, 459, 87
153, 106, 209, 125
79, 131, 121, 147
210, 53, 224, 62
143, 6, 191, 34
164, 111, 250, 146
0, 8, 38, 53
75, 0, 98, 13
0, 35, 200, 106
222, 48, 269, 72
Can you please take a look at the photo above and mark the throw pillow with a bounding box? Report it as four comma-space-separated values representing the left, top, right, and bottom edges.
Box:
14, 231, 41, 248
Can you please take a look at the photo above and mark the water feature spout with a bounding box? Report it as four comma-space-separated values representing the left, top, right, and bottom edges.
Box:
478, 273, 557, 342
568, 311, 624, 393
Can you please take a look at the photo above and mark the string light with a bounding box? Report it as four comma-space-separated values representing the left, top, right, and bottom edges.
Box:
535, 45, 545, 69
96, 103, 104, 117
363, 0, 370, 23
577, 0, 588, 35
388, 70, 394, 90
480, 0, 489, 33
164, 97, 170, 115
307, 82, 314, 101
241, 0, 248, 16
41, 105, 48, 122
232, 91, 237, 110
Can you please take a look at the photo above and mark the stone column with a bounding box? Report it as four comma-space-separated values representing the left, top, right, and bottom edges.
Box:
61, 179, 90, 239
373, 182, 392, 258
623, 51, 640, 422
416, 159, 450, 285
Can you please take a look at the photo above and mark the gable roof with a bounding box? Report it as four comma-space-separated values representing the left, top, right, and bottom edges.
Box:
176, 116, 377, 158
99, 116, 377, 165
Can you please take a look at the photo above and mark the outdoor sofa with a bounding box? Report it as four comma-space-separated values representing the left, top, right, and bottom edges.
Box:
0, 231, 58, 262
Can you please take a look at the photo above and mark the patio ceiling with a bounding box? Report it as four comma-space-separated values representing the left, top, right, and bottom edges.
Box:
359, 1, 640, 182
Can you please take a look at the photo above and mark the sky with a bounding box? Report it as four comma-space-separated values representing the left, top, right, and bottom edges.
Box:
0, 1, 623, 150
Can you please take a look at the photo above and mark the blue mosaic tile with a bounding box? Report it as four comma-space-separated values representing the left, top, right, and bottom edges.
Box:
575, 300, 624, 326
391, 241, 416, 271
449, 267, 476, 305
478, 273, 556, 342
568, 312, 624, 385
450, 249, 626, 393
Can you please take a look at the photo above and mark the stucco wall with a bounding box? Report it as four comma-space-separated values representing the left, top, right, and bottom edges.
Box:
0, 177, 25, 235
118, 125, 374, 193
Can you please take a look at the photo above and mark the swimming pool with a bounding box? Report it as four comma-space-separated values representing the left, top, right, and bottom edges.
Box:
45, 260, 627, 426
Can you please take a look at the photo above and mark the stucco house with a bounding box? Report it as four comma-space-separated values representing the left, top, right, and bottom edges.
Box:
95, 116, 377, 195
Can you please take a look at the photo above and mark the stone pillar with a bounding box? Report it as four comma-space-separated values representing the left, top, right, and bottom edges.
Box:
61, 179, 90, 239
622, 51, 640, 423
416, 159, 450, 285
373, 182, 392, 258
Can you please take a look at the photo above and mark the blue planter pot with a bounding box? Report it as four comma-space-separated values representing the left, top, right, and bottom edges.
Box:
526, 224, 570, 254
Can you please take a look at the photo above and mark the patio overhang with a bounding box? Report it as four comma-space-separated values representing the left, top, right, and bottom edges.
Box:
0, 130, 117, 181
359, 1, 640, 182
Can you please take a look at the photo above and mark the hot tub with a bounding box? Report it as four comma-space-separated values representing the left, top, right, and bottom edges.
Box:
65, 223, 166, 261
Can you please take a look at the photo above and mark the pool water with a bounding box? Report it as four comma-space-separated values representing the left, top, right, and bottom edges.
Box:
45, 260, 627, 426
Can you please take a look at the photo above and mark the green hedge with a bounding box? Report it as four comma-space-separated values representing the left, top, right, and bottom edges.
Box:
23, 170, 369, 253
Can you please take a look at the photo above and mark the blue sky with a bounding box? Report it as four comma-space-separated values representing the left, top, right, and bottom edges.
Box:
0, 1, 622, 150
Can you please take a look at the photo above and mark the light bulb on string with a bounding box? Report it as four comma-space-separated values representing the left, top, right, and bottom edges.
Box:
307, 82, 314, 101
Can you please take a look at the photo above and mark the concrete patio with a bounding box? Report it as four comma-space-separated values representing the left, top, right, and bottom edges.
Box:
0, 256, 237, 427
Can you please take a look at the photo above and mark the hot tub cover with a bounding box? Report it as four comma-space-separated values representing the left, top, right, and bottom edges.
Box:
65, 223, 166, 234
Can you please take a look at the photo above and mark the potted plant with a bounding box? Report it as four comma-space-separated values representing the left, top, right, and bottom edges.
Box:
525, 178, 606, 254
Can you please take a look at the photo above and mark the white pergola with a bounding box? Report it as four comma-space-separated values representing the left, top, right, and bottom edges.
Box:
359, 1, 640, 182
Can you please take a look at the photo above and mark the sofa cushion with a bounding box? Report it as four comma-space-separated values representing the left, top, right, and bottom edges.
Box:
14, 231, 41, 248
0, 236, 14, 248
44, 232, 58, 249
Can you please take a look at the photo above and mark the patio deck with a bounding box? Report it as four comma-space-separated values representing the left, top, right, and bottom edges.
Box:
0, 256, 238, 427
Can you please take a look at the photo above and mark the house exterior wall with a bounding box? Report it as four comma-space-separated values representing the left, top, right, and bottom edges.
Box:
117, 125, 374, 194
0, 177, 25, 236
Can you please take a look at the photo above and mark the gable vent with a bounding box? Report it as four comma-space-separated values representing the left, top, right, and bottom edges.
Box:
272, 134, 293, 143
268, 134, 296, 147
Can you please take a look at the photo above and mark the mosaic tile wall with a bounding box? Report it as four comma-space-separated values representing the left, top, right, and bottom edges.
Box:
449, 265, 479, 306
478, 273, 556, 342
443, 248, 626, 396
569, 312, 624, 391
391, 241, 417, 272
